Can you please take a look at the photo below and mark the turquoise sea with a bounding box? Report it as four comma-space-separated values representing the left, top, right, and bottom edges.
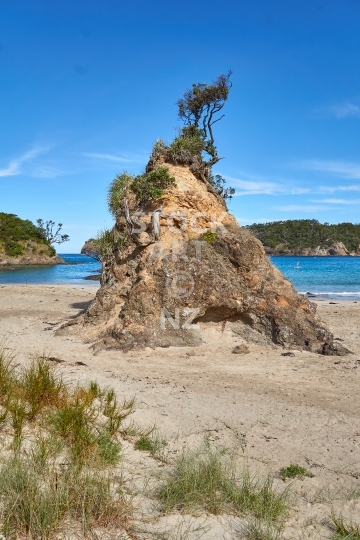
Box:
0, 254, 101, 286
271, 256, 360, 300
0, 254, 360, 299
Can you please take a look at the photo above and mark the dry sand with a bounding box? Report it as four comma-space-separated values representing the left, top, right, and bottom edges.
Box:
0, 284, 360, 538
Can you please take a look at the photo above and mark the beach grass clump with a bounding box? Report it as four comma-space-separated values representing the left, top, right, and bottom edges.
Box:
0, 450, 130, 539
134, 431, 167, 461
156, 441, 287, 521
0, 349, 134, 538
279, 463, 314, 481
49, 383, 133, 466
22, 356, 65, 420
236, 518, 284, 540
330, 512, 360, 539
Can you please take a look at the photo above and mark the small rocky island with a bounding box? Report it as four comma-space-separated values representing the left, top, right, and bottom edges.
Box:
0, 213, 64, 266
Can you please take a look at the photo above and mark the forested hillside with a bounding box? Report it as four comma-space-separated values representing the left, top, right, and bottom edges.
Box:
247, 219, 360, 252
0, 213, 55, 257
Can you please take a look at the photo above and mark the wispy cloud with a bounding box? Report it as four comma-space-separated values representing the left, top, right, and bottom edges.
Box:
274, 204, 329, 212
0, 147, 48, 177
224, 175, 309, 196
83, 152, 144, 163
318, 184, 360, 193
311, 198, 360, 205
316, 101, 360, 119
301, 160, 360, 179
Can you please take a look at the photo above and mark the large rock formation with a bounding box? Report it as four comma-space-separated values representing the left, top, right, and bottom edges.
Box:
68, 160, 345, 355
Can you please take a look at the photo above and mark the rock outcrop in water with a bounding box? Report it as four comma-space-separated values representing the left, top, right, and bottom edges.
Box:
81, 239, 100, 259
65, 156, 346, 356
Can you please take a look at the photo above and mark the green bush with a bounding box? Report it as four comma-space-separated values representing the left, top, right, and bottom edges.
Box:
149, 138, 168, 163
279, 463, 314, 481
169, 126, 205, 165
131, 167, 175, 203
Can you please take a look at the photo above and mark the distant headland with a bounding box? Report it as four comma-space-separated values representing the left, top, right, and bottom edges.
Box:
247, 219, 360, 256
0, 213, 64, 266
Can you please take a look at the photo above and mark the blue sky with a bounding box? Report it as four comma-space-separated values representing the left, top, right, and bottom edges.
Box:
1, 0, 360, 252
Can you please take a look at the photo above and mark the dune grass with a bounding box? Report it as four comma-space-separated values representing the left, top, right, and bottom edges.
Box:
0, 346, 134, 538
235, 518, 284, 540
156, 441, 288, 522
135, 431, 168, 461
330, 512, 360, 539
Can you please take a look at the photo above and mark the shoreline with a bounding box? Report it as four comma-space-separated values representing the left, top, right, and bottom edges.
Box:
0, 282, 100, 288
2, 282, 359, 299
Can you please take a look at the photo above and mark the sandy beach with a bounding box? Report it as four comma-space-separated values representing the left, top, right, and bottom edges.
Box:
0, 284, 360, 538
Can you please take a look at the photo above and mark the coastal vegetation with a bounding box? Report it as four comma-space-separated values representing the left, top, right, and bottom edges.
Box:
0, 348, 134, 538
247, 219, 360, 252
0, 213, 56, 257
91, 73, 235, 264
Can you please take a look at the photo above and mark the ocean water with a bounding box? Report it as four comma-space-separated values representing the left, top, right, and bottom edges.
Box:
271, 256, 360, 300
0, 254, 360, 299
0, 254, 101, 285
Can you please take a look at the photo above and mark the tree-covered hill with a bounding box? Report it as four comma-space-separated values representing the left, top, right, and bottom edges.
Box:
0, 213, 55, 257
246, 219, 360, 252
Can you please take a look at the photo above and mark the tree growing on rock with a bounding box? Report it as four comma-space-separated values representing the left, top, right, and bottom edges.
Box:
165, 72, 235, 200
177, 71, 232, 165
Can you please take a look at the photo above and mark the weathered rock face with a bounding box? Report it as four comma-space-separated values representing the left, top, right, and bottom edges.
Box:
327, 242, 349, 256
74, 162, 343, 355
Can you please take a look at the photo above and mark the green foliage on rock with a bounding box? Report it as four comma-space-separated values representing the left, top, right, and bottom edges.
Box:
247, 219, 360, 252
130, 167, 175, 203
107, 168, 175, 217
169, 126, 206, 165
93, 228, 128, 262
108, 172, 134, 217
202, 231, 217, 243
0, 213, 55, 257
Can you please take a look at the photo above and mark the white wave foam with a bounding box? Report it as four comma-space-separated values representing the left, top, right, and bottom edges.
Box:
299, 291, 360, 296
